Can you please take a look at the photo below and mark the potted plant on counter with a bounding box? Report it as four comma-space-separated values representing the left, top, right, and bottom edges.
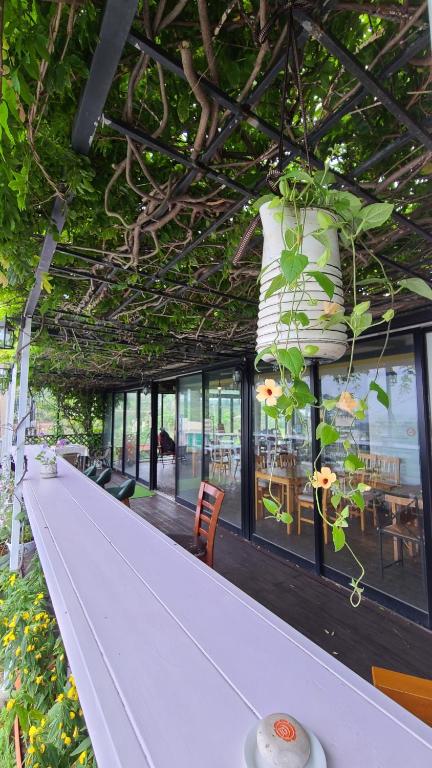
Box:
35, 445, 58, 479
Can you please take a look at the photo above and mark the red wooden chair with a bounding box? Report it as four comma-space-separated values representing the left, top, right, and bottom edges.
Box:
171, 481, 225, 568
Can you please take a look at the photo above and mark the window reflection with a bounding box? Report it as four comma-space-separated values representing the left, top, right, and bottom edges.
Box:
125, 392, 138, 476
253, 372, 314, 561
138, 392, 151, 484
204, 370, 242, 527
321, 334, 426, 611
177, 375, 202, 505
113, 394, 124, 472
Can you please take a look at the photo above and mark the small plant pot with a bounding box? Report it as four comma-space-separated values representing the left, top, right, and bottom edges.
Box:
40, 462, 58, 479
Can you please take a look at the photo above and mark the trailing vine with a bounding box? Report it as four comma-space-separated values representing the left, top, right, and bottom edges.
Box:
254, 162, 432, 605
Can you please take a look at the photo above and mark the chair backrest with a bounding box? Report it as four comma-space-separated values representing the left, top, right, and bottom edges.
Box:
117, 478, 136, 501
277, 451, 296, 469
376, 454, 400, 485
193, 481, 225, 568
372, 666, 432, 726
96, 468, 112, 487
84, 464, 97, 478
62, 453, 79, 466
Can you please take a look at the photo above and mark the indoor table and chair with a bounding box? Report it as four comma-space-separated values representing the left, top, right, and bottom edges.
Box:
254, 443, 424, 573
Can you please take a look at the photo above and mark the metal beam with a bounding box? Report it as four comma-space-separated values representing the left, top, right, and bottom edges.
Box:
24, 195, 68, 317
10, 319, 31, 571
293, 11, 432, 152
71, 0, 138, 154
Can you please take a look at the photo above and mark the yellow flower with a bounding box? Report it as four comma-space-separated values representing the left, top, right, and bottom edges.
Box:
35, 653, 42, 660
40, 744, 46, 753
64, 736, 71, 745
9, 574, 16, 586
322, 301, 341, 318
256, 378, 283, 407
337, 391, 358, 415
35, 675, 43, 685
23, 668, 29, 674
22, 611, 29, 620
15, 647, 21, 657
26, 644, 35, 652
50, 674, 57, 682
56, 693, 64, 702
311, 466, 337, 490
28, 745, 36, 754
69, 711, 76, 719
24, 626, 30, 635
78, 751, 87, 765
29, 725, 39, 742
73, 725, 79, 738
6, 699, 14, 710
68, 675, 75, 685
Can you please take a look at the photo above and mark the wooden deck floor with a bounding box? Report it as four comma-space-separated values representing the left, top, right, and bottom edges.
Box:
130, 491, 432, 684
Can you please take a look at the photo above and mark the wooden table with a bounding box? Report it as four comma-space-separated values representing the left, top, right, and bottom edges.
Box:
22, 447, 432, 768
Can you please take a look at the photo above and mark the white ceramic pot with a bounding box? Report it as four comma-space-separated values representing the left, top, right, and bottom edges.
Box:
257, 202, 347, 362
40, 462, 58, 479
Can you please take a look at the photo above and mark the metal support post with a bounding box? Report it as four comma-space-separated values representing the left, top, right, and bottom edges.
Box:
10, 319, 32, 571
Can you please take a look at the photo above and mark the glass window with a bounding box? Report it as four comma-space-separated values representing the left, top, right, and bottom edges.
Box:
125, 392, 138, 476
253, 371, 314, 561
138, 391, 151, 484
157, 385, 176, 496
321, 334, 426, 611
178, 374, 202, 505
102, 394, 112, 459
113, 393, 124, 472
204, 370, 242, 527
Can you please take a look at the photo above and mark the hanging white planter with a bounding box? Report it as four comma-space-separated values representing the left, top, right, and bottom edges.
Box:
257, 202, 348, 363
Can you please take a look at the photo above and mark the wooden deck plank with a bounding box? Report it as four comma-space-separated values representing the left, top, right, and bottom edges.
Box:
23, 452, 432, 768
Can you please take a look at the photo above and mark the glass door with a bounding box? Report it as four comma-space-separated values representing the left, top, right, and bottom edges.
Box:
113, 393, 124, 472
138, 390, 151, 485
204, 370, 242, 527
177, 374, 203, 505
157, 381, 176, 496
124, 392, 138, 477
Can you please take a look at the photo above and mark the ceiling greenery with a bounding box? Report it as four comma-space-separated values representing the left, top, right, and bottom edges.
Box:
0, 0, 431, 389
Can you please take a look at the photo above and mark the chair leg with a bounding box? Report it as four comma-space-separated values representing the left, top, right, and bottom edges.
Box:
122, 498, 130, 507
297, 504, 302, 536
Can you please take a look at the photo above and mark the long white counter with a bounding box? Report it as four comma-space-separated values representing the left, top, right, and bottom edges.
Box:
22, 448, 432, 767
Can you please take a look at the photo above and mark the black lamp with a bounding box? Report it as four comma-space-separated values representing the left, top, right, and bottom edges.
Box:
0, 317, 14, 349
142, 383, 150, 397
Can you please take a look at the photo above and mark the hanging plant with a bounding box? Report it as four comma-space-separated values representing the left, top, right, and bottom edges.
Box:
253, 161, 431, 606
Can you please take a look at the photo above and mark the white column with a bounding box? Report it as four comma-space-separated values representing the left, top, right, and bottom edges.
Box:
1, 364, 17, 480
10, 319, 31, 571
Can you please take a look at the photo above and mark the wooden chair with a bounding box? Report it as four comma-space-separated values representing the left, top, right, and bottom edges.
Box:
171, 481, 225, 568
379, 495, 422, 571
211, 447, 230, 478
372, 667, 432, 727
62, 452, 80, 467
297, 488, 331, 544
277, 451, 296, 470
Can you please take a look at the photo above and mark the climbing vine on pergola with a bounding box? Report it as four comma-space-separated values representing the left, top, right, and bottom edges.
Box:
1, 0, 431, 389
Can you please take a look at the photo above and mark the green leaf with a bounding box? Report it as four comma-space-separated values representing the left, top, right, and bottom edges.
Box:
344, 454, 365, 472
316, 422, 340, 447
280, 511, 294, 525
350, 311, 372, 337
357, 482, 371, 492
352, 301, 370, 316
265, 273, 287, 299
280, 250, 308, 283
369, 380, 389, 408
343, 439, 351, 451
351, 490, 365, 510
316, 210, 335, 229
177, 93, 190, 122
331, 492, 342, 509
263, 404, 279, 420
281, 311, 309, 327
322, 398, 338, 411
263, 497, 280, 515
307, 270, 334, 299
399, 277, 432, 301
332, 526, 346, 552
382, 308, 395, 322
303, 344, 319, 357
253, 193, 276, 212
292, 378, 316, 406
358, 202, 393, 231
0, 102, 14, 143
276, 347, 304, 377
340, 505, 350, 519
284, 227, 297, 249
70, 736, 92, 757
254, 347, 274, 369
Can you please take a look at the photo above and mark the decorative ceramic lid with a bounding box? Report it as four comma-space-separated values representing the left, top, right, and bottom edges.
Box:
256, 713, 311, 768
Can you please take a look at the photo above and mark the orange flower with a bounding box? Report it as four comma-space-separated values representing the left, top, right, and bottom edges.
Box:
256, 378, 282, 407
337, 391, 358, 414
322, 301, 341, 318
311, 466, 337, 489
